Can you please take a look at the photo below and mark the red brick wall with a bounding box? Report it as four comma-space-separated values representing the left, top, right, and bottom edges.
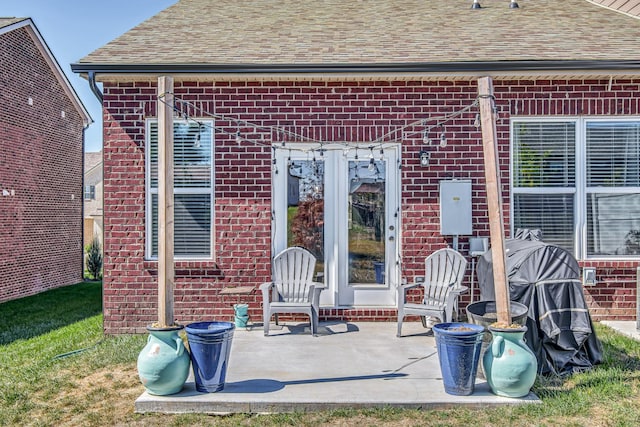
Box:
0, 27, 85, 302
101, 78, 640, 333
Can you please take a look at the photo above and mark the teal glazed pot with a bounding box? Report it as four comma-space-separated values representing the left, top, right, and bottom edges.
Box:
137, 325, 191, 395
483, 325, 537, 398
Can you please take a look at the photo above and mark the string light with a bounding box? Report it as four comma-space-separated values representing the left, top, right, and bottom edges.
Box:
474, 113, 480, 128
156, 94, 481, 157
194, 125, 202, 148
440, 132, 447, 148
439, 124, 447, 148
272, 146, 278, 174
367, 146, 376, 171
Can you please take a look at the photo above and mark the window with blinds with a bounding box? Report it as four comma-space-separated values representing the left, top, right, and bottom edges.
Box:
511, 119, 640, 259
586, 121, 640, 256
147, 120, 213, 259
512, 121, 576, 253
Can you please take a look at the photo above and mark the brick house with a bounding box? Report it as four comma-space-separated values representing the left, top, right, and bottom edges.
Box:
0, 18, 92, 302
72, 0, 640, 334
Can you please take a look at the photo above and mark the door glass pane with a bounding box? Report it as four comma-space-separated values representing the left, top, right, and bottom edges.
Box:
287, 160, 324, 282
348, 160, 386, 285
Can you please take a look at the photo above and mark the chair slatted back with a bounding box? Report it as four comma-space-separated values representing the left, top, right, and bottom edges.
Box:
272, 247, 317, 303
423, 248, 467, 304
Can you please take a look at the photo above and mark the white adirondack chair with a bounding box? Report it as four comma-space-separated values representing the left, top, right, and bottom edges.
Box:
397, 248, 468, 337
260, 247, 324, 336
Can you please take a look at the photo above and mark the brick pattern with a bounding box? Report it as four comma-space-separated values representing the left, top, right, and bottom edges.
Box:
0, 27, 84, 302
101, 78, 640, 333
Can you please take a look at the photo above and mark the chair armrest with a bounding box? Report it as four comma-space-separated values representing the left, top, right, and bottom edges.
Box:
309, 282, 325, 307
449, 285, 469, 296
400, 282, 422, 291
260, 282, 274, 302
259, 282, 274, 292
400, 276, 424, 291
398, 280, 423, 307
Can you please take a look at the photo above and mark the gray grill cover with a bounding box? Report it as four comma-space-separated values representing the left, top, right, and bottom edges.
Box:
478, 239, 603, 375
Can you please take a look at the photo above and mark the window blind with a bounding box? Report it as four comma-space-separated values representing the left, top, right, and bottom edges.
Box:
512, 122, 576, 187
512, 121, 576, 254
586, 122, 640, 187
148, 120, 213, 258
586, 121, 640, 255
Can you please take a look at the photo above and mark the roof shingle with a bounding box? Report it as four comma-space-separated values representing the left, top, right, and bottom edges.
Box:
77, 0, 640, 66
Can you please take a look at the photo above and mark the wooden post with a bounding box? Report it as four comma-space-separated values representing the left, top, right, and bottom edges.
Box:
157, 76, 175, 327
477, 76, 511, 325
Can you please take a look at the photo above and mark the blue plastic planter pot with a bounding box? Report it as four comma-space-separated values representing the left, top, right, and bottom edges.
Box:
185, 321, 235, 392
432, 322, 484, 396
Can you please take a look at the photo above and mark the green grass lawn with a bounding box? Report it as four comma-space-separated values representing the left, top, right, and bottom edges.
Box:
2, 282, 640, 426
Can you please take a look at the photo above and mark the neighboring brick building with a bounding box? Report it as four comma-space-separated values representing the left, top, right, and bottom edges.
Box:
72, 0, 640, 333
83, 150, 103, 249
0, 18, 92, 302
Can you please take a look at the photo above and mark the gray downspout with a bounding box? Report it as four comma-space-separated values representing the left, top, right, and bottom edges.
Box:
88, 71, 103, 103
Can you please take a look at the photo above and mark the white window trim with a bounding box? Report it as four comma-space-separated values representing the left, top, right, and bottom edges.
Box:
145, 118, 215, 261
510, 116, 640, 261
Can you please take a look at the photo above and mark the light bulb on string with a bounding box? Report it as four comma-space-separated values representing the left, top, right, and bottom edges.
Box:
423, 129, 429, 144
474, 113, 480, 129
235, 131, 242, 145
272, 146, 278, 175
440, 132, 447, 148
194, 124, 202, 148
367, 146, 375, 171
379, 147, 384, 162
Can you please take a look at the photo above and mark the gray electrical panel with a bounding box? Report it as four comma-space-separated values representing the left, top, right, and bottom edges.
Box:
440, 180, 472, 236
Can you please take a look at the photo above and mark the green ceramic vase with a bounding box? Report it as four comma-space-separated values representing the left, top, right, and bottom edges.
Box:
483, 325, 537, 398
137, 325, 190, 395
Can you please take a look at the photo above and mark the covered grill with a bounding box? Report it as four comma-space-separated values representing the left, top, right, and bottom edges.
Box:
478, 238, 603, 375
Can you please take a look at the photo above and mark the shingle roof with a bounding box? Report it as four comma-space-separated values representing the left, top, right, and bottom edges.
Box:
77, 0, 640, 67
0, 17, 28, 31
588, 0, 640, 17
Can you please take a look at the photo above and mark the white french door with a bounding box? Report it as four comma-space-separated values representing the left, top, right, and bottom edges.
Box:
273, 144, 401, 307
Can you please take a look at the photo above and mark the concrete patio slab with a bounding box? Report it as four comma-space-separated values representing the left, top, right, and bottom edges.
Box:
135, 321, 540, 414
